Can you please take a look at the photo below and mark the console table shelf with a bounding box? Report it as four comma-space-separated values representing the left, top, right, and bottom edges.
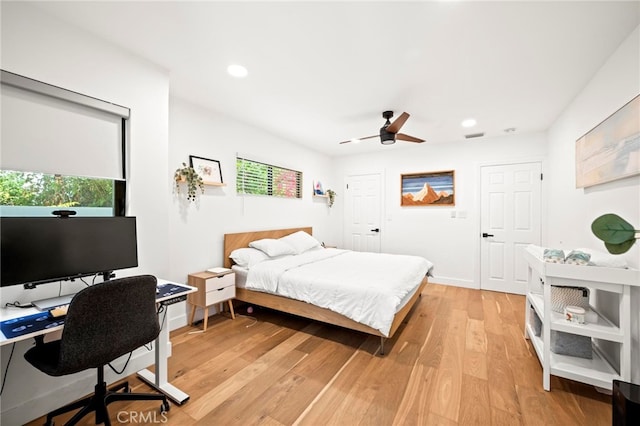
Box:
523, 246, 638, 391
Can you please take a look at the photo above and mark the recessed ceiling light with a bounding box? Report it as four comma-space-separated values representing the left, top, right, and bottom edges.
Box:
461, 118, 477, 128
227, 64, 248, 78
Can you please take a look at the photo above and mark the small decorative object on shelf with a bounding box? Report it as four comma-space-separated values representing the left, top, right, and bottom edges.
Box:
174, 162, 204, 202
326, 189, 336, 207
591, 213, 638, 254
313, 180, 325, 196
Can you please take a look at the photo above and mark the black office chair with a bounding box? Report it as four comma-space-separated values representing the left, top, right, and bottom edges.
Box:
24, 275, 169, 426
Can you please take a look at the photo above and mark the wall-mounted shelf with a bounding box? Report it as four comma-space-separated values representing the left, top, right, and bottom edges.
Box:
205, 182, 226, 187
313, 194, 328, 198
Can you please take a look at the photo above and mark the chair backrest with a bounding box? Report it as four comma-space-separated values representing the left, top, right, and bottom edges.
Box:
56, 275, 160, 375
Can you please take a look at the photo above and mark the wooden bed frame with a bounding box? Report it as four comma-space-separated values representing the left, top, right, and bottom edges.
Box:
223, 227, 427, 354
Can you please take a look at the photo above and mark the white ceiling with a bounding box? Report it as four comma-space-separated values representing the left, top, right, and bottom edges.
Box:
31, 1, 640, 157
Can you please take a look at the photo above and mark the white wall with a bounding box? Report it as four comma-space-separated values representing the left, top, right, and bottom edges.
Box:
167, 97, 339, 323
0, 3, 171, 424
546, 25, 640, 383
332, 133, 547, 288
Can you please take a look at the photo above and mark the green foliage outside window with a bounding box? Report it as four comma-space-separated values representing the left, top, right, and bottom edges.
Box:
236, 158, 268, 195
236, 158, 302, 199
0, 170, 114, 208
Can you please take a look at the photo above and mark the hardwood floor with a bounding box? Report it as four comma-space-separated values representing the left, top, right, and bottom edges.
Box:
27, 284, 611, 425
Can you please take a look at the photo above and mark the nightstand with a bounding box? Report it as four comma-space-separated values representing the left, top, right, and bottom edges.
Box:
187, 270, 235, 331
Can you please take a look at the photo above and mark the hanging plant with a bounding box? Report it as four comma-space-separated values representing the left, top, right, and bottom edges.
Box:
591, 213, 639, 254
174, 162, 204, 202
326, 189, 336, 207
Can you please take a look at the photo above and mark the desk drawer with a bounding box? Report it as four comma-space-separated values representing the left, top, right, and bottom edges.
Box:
205, 283, 235, 305
205, 273, 235, 292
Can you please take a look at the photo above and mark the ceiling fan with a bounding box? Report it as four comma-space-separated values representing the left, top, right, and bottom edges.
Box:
339, 110, 425, 145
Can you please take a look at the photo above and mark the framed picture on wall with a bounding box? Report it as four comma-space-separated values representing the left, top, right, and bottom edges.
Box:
401, 170, 455, 206
576, 94, 640, 188
189, 155, 223, 185
313, 180, 325, 196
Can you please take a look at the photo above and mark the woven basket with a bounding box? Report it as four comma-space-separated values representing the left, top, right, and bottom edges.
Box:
550, 286, 589, 313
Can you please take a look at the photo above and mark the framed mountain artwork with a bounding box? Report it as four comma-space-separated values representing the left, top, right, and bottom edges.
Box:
401, 170, 455, 206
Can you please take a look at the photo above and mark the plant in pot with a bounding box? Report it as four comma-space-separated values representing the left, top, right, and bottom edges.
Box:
326, 189, 336, 207
591, 214, 639, 254
174, 162, 204, 202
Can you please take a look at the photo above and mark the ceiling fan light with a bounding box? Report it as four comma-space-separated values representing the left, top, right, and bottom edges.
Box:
461, 118, 477, 128
381, 137, 395, 145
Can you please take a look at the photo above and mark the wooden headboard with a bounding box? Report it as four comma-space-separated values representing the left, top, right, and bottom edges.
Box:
223, 227, 313, 268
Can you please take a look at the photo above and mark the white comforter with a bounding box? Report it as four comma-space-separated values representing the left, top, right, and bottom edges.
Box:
245, 248, 433, 336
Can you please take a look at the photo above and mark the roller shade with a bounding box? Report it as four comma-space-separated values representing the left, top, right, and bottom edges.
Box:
0, 71, 128, 180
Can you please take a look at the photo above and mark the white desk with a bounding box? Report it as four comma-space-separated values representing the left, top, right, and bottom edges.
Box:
0, 279, 196, 406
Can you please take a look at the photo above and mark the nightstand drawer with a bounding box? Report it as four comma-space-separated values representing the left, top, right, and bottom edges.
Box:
204, 273, 235, 292
205, 283, 235, 305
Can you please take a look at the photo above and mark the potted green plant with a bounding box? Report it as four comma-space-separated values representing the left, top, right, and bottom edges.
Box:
326, 189, 336, 207
591, 214, 639, 254
174, 162, 204, 201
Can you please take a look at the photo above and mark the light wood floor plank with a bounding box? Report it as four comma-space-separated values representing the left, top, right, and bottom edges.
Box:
25, 284, 612, 426
429, 309, 466, 422
486, 330, 522, 417
458, 374, 492, 425
392, 364, 438, 425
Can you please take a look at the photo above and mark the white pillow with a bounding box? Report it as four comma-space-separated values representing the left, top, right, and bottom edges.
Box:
229, 247, 269, 268
249, 238, 296, 257
576, 247, 628, 268
279, 231, 321, 254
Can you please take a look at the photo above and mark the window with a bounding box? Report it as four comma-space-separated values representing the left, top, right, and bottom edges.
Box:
0, 170, 124, 217
236, 157, 302, 199
0, 70, 129, 217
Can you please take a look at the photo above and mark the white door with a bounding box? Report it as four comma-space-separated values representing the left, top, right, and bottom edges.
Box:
344, 173, 382, 252
480, 162, 541, 294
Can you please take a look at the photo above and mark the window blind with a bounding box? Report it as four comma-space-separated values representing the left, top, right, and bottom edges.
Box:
0, 71, 128, 180
236, 157, 302, 199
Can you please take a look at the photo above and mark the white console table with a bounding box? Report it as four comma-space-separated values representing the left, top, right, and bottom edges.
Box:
523, 247, 639, 391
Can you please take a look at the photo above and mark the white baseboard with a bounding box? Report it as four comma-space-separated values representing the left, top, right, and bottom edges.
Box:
428, 275, 478, 289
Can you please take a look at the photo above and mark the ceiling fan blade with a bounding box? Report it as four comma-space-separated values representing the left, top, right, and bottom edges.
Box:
385, 112, 410, 134
396, 133, 425, 143
339, 135, 378, 144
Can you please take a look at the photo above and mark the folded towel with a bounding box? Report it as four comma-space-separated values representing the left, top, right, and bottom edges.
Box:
543, 248, 565, 263
565, 250, 590, 265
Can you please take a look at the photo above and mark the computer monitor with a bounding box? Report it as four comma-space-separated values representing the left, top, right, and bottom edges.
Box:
0, 216, 138, 288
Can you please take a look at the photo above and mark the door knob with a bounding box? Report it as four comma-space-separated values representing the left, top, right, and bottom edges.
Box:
482, 232, 494, 238
371, 228, 380, 233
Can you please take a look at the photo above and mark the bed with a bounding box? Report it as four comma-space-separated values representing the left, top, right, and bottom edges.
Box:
223, 227, 432, 354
